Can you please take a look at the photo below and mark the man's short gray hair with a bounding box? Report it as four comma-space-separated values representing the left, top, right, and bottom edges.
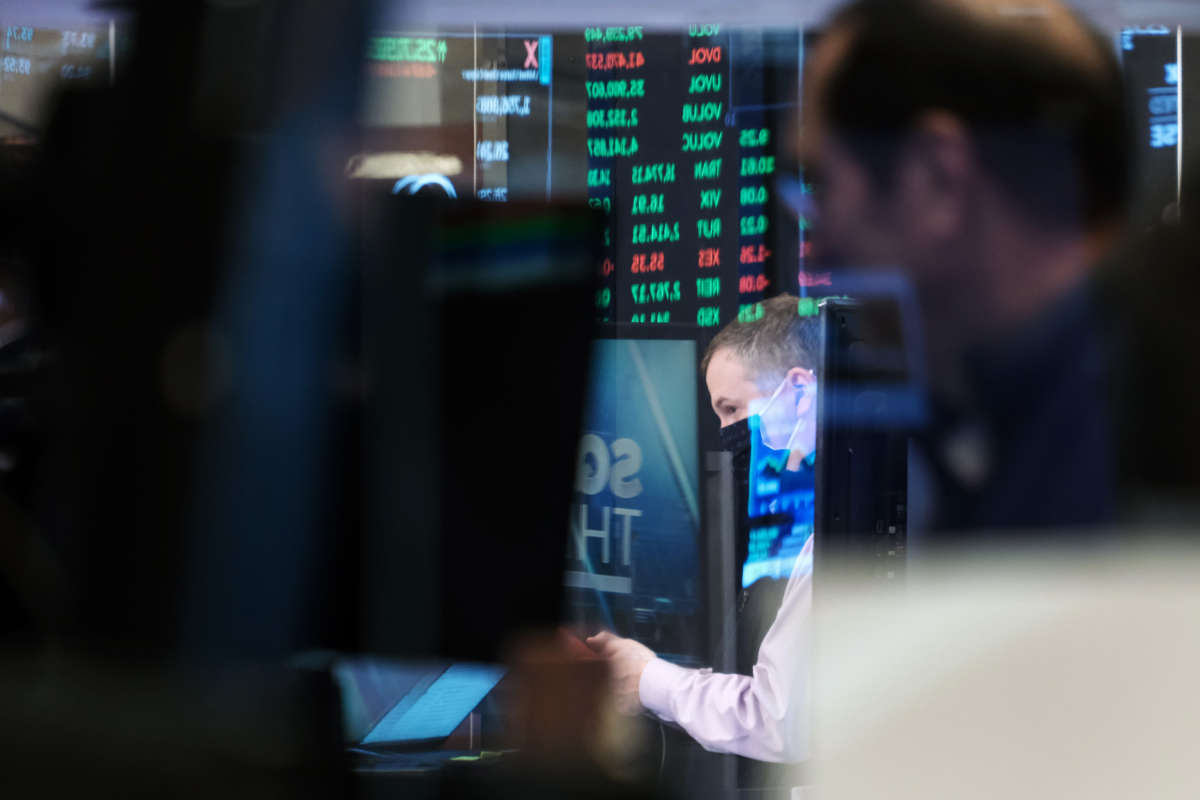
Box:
700, 294, 819, 388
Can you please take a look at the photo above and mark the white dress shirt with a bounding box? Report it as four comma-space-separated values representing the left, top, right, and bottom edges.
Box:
638, 534, 813, 762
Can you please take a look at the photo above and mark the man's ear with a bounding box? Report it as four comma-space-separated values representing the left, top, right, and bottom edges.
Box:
894, 110, 973, 245
786, 366, 817, 416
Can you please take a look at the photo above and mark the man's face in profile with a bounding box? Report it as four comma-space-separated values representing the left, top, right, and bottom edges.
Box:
705, 347, 765, 429
706, 347, 816, 454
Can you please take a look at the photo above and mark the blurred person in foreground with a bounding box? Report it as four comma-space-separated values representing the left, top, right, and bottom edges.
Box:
588, 296, 818, 763
800, 0, 1129, 536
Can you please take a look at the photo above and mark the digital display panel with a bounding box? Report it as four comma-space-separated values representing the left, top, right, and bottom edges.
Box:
359, 31, 558, 201
744, 414, 815, 588
1121, 25, 1180, 225
356, 26, 807, 331
585, 27, 804, 330
0, 24, 110, 137
565, 337, 703, 662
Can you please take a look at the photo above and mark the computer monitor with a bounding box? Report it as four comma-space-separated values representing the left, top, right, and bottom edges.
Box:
352, 26, 810, 333
359, 194, 601, 661
813, 296, 914, 580
335, 657, 507, 751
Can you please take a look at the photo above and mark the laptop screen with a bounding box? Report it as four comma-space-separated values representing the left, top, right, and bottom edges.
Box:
335, 659, 507, 747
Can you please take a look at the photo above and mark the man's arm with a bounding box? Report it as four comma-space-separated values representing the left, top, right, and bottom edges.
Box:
587, 536, 813, 762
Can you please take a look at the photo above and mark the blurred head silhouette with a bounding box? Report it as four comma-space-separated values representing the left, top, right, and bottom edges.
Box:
798, 0, 1129, 380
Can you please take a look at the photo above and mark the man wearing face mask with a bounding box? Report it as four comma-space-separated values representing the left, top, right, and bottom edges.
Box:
587, 295, 819, 763
705, 296, 819, 677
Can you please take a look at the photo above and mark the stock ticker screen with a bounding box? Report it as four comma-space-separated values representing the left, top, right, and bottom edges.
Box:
584, 26, 805, 330
359, 26, 810, 324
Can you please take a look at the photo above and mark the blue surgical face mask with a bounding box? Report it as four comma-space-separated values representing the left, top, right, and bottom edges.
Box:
751, 374, 808, 459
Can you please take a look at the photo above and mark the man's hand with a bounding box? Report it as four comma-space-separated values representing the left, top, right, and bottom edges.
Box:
585, 631, 656, 715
